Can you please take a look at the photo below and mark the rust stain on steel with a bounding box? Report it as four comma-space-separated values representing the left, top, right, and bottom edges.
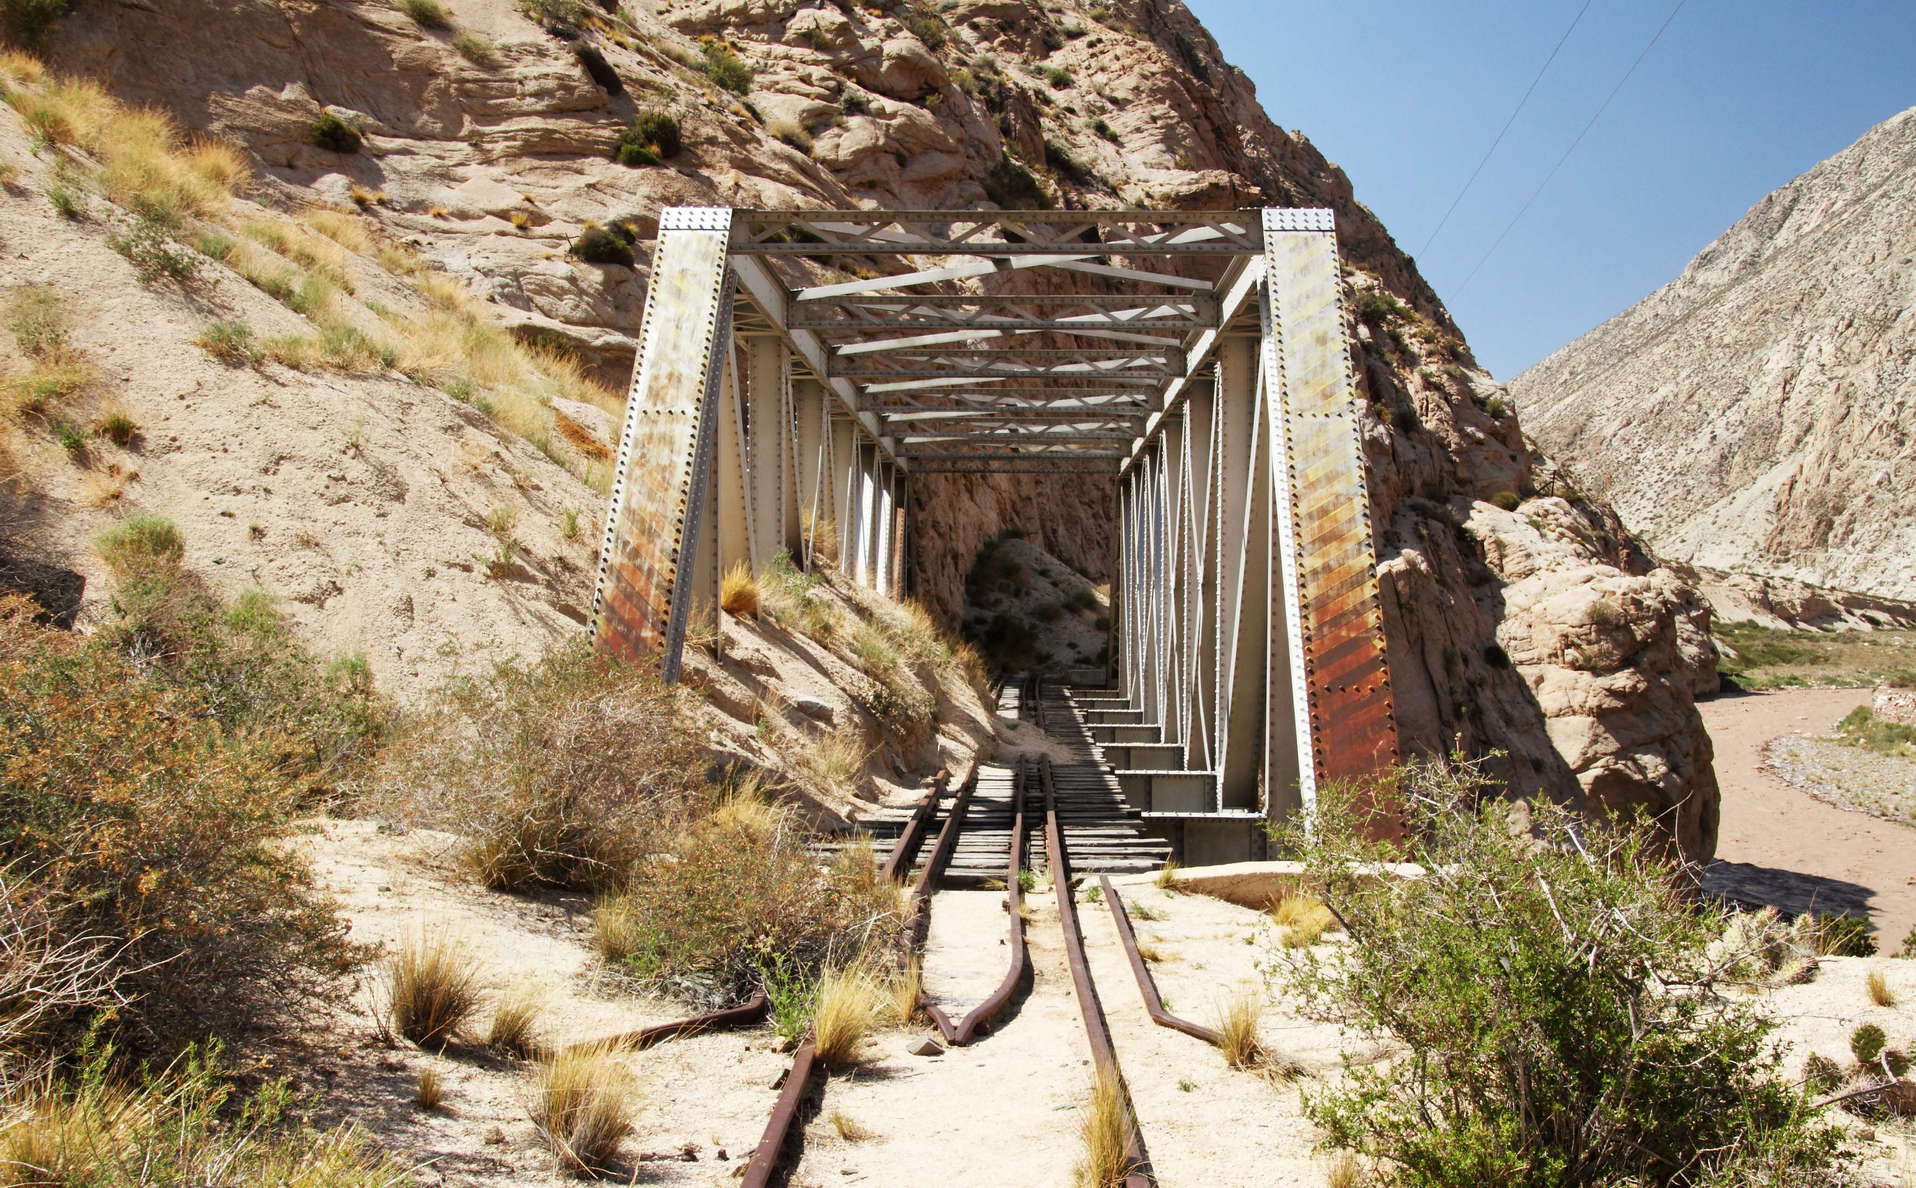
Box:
592, 214, 733, 675
1099, 876, 1221, 1047
1268, 223, 1402, 837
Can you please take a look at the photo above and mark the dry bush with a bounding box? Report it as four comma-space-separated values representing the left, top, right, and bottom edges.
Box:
487, 987, 544, 1058
1154, 861, 1181, 891
530, 1043, 634, 1176
0, 1041, 410, 1185
812, 962, 881, 1068
1073, 1066, 1134, 1188
829, 1110, 875, 1141
385, 930, 481, 1049
368, 639, 711, 891
1866, 967, 1895, 1008
759, 551, 840, 640
720, 559, 759, 617
1325, 1151, 1365, 1188
0, 862, 121, 1082
0, 593, 365, 1050
1213, 992, 1264, 1069
92, 510, 184, 575
887, 956, 923, 1026
595, 798, 905, 1008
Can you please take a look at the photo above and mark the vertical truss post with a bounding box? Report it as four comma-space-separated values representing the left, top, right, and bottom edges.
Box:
715, 349, 751, 579
1215, 335, 1267, 810
1160, 411, 1187, 751
1262, 208, 1401, 832
1182, 377, 1217, 778
744, 334, 790, 569
793, 379, 828, 564
831, 415, 858, 573
889, 469, 908, 598
592, 206, 734, 681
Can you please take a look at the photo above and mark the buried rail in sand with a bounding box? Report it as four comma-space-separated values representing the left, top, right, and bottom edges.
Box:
1099, 874, 1224, 1048
922, 755, 1033, 1046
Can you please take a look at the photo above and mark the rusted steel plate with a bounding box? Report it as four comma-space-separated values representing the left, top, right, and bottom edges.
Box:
591, 207, 734, 679
1265, 212, 1402, 836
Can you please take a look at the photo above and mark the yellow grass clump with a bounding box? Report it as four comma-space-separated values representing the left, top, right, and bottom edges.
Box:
887, 956, 924, 1025
530, 1043, 635, 1175
1271, 889, 1337, 948
1865, 967, 1895, 1008
721, 558, 760, 616
414, 1066, 445, 1110
385, 929, 483, 1049
797, 728, 867, 800
1213, 992, 1264, 1069
1073, 1066, 1135, 1188
803, 510, 840, 568
812, 963, 882, 1068
487, 987, 545, 1058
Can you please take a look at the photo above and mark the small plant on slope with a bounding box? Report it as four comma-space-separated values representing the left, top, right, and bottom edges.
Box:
530, 1042, 634, 1175
385, 929, 482, 1049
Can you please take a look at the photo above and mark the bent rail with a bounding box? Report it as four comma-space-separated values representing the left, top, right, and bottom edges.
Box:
740, 1038, 819, 1188
1099, 876, 1221, 1047
922, 756, 1031, 1045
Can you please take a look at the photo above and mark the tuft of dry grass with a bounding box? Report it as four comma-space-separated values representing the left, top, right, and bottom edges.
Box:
1072, 1066, 1135, 1188
721, 559, 760, 617
386, 929, 483, 1049
530, 1043, 635, 1176
796, 728, 867, 800
886, 956, 923, 1026
487, 987, 544, 1058
1271, 889, 1336, 948
829, 1110, 875, 1142
813, 962, 882, 1068
1214, 992, 1264, 1069
414, 1066, 445, 1110
1866, 967, 1896, 1008
1325, 1150, 1365, 1188
1154, 860, 1181, 892
803, 510, 840, 568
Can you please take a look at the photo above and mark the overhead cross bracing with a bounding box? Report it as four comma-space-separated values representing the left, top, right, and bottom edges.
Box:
591, 205, 1401, 861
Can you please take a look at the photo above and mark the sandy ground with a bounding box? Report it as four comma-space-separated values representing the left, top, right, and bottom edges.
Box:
1701, 688, 1916, 947
281, 819, 792, 1187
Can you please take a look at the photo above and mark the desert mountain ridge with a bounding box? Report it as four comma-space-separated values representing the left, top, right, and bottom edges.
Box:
1511, 104, 1916, 603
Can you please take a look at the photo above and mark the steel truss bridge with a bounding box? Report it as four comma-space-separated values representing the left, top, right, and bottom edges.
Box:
591, 206, 1400, 860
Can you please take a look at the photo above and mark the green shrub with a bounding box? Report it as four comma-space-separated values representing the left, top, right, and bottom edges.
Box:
0, 0, 73, 47
569, 220, 635, 266
196, 319, 260, 367
0, 596, 367, 1049
1850, 1023, 1887, 1066
613, 109, 679, 167
308, 112, 363, 154
1043, 65, 1071, 89
1803, 1053, 1844, 1095
108, 216, 201, 284
1354, 288, 1408, 322
93, 511, 186, 575
1834, 705, 1916, 758
595, 798, 905, 1007
516, 0, 586, 24
983, 158, 1049, 209
1274, 760, 1852, 1187
1488, 490, 1521, 512
4, 283, 70, 355
700, 41, 753, 94
1089, 116, 1119, 144
368, 640, 710, 891
1484, 394, 1509, 418
451, 30, 496, 64
400, 0, 450, 28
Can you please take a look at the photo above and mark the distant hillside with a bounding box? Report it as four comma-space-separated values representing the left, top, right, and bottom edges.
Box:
1511, 106, 1916, 600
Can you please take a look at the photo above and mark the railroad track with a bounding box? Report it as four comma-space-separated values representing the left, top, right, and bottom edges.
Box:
748, 677, 1200, 1186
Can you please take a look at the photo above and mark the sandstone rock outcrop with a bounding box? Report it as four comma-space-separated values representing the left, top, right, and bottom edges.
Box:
1511, 106, 1916, 602
32, 0, 1719, 855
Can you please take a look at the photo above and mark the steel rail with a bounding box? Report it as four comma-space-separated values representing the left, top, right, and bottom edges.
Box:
1045, 756, 1152, 1187
920, 757, 1031, 1045
740, 1038, 819, 1188
1098, 876, 1222, 1046
911, 767, 979, 903
881, 773, 947, 884
584, 989, 771, 1054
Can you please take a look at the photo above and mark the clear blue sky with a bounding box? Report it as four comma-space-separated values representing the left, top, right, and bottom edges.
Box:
1184, 0, 1916, 380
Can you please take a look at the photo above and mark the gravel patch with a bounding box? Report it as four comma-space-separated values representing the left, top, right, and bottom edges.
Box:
1763, 734, 1916, 827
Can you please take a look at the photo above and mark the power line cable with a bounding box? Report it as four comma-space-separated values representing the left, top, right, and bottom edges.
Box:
1455, 0, 1691, 295
1418, 0, 1595, 259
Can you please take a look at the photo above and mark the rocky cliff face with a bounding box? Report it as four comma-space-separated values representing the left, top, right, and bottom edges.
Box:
1512, 106, 1916, 603
31, 0, 1719, 855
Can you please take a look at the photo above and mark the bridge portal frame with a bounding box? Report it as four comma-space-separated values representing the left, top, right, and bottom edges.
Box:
591, 206, 1399, 852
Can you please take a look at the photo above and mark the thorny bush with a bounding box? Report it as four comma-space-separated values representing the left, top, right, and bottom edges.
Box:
1272, 758, 1853, 1187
